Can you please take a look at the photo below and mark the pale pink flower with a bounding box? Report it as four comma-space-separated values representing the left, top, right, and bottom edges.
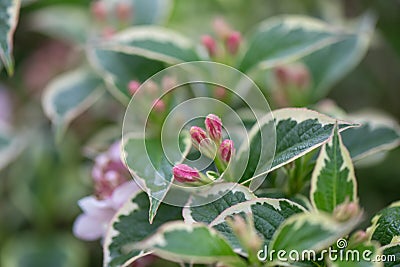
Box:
73, 181, 140, 241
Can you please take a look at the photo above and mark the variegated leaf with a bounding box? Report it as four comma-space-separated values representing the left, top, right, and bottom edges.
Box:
182, 183, 256, 225
367, 201, 400, 246
238, 15, 350, 72
123, 132, 191, 223
310, 124, 358, 213
269, 212, 362, 264
103, 192, 182, 267
0, 0, 20, 75
381, 243, 400, 267
89, 26, 200, 104
236, 108, 355, 186
135, 222, 246, 267
42, 68, 105, 139
0, 123, 24, 171
328, 242, 382, 267
209, 198, 306, 255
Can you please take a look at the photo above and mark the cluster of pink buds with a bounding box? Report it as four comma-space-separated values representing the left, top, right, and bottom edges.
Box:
173, 114, 235, 185
201, 17, 242, 58
91, 0, 134, 38
272, 63, 311, 107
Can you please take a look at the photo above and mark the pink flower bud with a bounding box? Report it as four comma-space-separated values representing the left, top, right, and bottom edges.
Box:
219, 139, 234, 163
201, 35, 217, 57
190, 126, 208, 147
274, 63, 310, 90
213, 17, 232, 39
173, 164, 200, 183
161, 76, 177, 92
116, 2, 132, 22
152, 99, 165, 112
225, 31, 241, 55
205, 114, 222, 142
214, 86, 227, 100
128, 80, 140, 95
91, 1, 107, 21
101, 26, 116, 39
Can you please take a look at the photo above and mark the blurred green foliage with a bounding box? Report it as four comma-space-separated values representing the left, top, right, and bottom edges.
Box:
0, 0, 399, 266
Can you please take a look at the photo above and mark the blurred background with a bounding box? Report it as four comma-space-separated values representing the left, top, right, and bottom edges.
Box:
0, 0, 399, 266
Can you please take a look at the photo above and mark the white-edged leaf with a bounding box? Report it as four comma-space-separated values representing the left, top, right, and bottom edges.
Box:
0, 123, 24, 171
342, 111, 400, 162
182, 183, 256, 224
29, 5, 90, 44
209, 198, 306, 255
238, 15, 350, 72
135, 222, 246, 267
269, 212, 362, 264
367, 201, 400, 246
0, 0, 20, 75
42, 68, 105, 139
236, 108, 356, 185
310, 124, 358, 213
95, 26, 201, 64
328, 241, 382, 267
381, 243, 400, 267
122, 132, 191, 223
304, 13, 375, 100
103, 191, 182, 267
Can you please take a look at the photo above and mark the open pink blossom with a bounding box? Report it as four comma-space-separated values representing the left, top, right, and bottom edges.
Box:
73, 181, 140, 241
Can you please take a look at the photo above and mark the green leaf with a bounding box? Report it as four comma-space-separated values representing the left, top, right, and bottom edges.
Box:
341, 112, 400, 162
182, 183, 256, 224
209, 198, 306, 255
310, 124, 358, 213
89, 26, 200, 103
127, 0, 173, 25
236, 108, 355, 184
368, 201, 400, 246
42, 68, 105, 139
0, 124, 24, 170
328, 242, 382, 267
97, 26, 201, 64
238, 15, 350, 72
269, 213, 361, 264
29, 5, 90, 44
123, 132, 191, 223
304, 14, 375, 100
136, 222, 246, 267
89, 27, 200, 102
0, 0, 20, 75
103, 192, 182, 267
381, 243, 400, 267
88, 46, 165, 104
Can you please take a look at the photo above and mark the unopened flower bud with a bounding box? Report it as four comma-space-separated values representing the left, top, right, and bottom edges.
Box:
213, 17, 233, 39
190, 126, 217, 159
201, 35, 217, 57
219, 139, 234, 163
116, 2, 132, 22
349, 230, 368, 245
333, 202, 361, 222
101, 26, 116, 39
214, 86, 227, 100
205, 114, 222, 142
161, 76, 177, 92
128, 80, 140, 95
173, 164, 201, 183
226, 215, 262, 254
274, 63, 310, 90
225, 31, 241, 55
91, 1, 107, 21
152, 99, 165, 113
190, 126, 207, 146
